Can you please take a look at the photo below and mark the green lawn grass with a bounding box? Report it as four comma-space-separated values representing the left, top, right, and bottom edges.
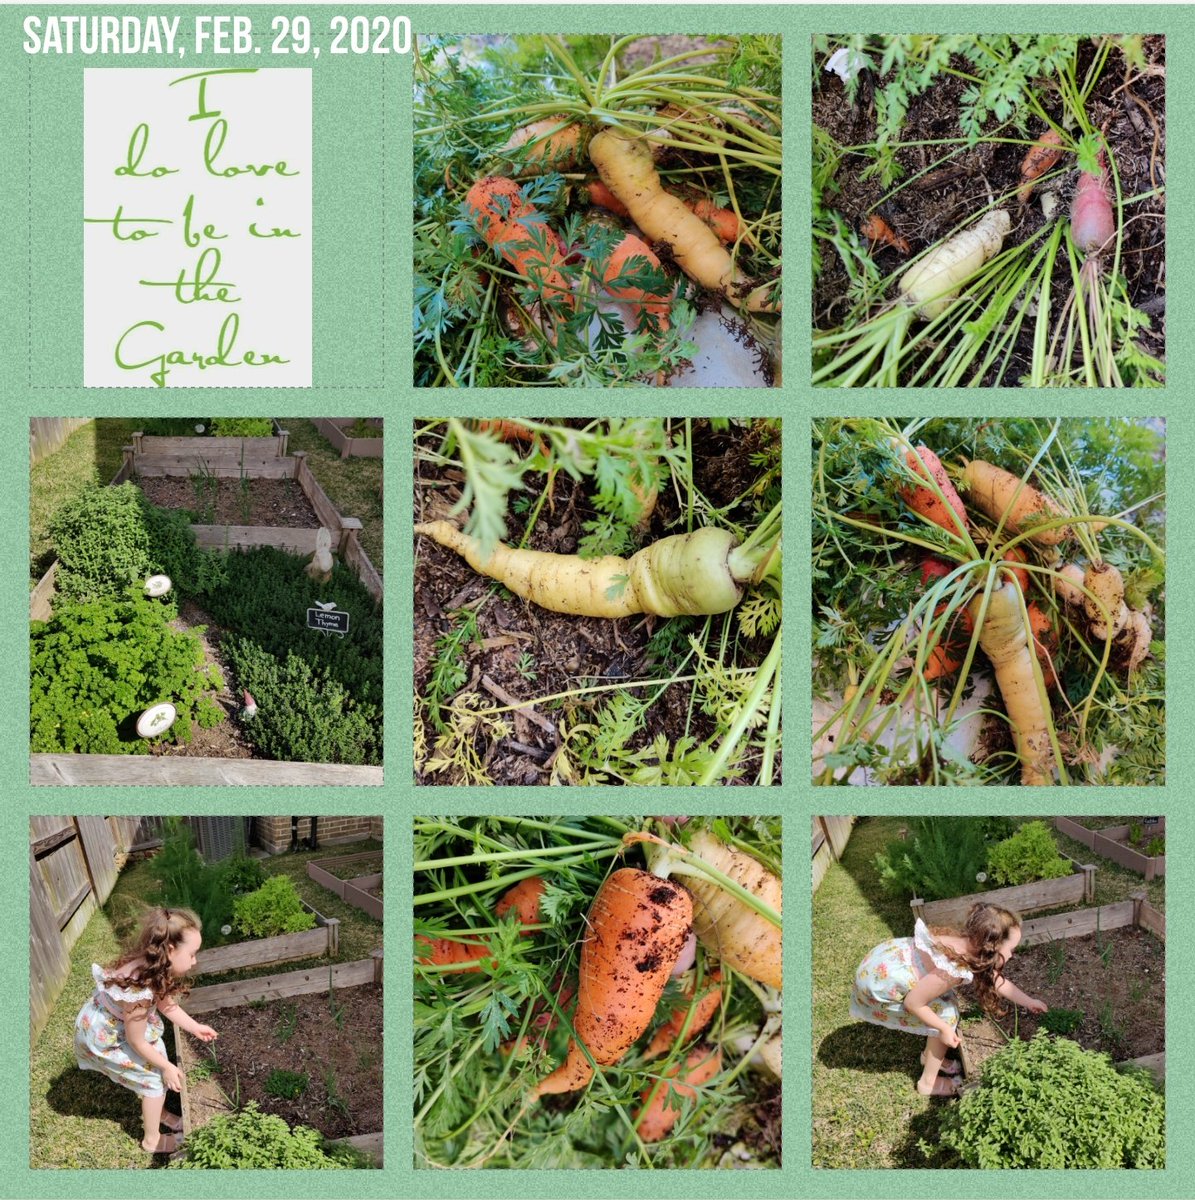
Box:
280, 419, 384, 571
30, 838, 383, 1168
812, 815, 1166, 1168
30, 418, 140, 584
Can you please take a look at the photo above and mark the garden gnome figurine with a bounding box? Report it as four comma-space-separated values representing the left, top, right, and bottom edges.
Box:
241, 690, 258, 720
305, 527, 334, 582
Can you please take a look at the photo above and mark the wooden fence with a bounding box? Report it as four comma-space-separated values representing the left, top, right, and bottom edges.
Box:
30, 418, 92, 466
812, 816, 855, 894
29, 815, 158, 1045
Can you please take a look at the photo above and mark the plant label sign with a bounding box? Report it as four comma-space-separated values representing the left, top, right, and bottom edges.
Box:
83, 68, 312, 387
307, 607, 349, 636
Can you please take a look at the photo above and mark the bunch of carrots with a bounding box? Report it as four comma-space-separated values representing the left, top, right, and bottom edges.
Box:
416, 822, 782, 1152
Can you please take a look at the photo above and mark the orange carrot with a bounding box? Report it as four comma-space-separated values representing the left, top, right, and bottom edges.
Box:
1027, 601, 1059, 689
601, 234, 672, 331
1017, 129, 1065, 205
899, 445, 968, 536
500, 116, 586, 173
635, 1044, 722, 1142
583, 181, 747, 247
860, 213, 911, 255
417, 877, 547, 974
1002, 547, 1030, 594
494, 875, 546, 930
642, 969, 723, 1060
582, 179, 631, 219
465, 176, 572, 307
531, 869, 693, 1098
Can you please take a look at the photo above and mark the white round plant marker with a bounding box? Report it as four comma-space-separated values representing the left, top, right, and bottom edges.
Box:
145, 574, 173, 597
137, 703, 177, 739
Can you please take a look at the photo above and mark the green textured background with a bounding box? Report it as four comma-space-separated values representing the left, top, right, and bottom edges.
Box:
0, 3, 1186, 1197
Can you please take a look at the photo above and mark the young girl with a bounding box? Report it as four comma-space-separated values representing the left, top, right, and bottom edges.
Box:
850, 903, 1047, 1097
74, 907, 219, 1153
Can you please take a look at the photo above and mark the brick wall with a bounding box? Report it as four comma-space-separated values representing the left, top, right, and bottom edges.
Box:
252, 816, 383, 855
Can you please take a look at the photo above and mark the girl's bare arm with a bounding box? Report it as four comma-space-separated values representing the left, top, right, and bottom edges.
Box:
995, 975, 1045, 1010
902, 968, 963, 1034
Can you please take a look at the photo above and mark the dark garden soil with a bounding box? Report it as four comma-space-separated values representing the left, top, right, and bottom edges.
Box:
812, 36, 1166, 384
413, 419, 781, 786
324, 859, 383, 880
138, 477, 321, 526
156, 599, 256, 759
183, 984, 383, 1140
960, 927, 1164, 1075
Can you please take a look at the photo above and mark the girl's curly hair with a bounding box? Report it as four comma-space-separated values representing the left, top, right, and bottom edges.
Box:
930, 903, 1021, 1016
104, 906, 202, 1006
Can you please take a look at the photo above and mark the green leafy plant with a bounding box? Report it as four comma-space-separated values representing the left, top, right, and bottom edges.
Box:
48, 484, 154, 600
1128, 821, 1144, 845
1038, 1007, 1083, 1035
222, 854, 267, 896
323, 1069, 351, 1121
1045, 937, 1067, 986
1097, 999, 1128, 1053
175, 1102, 351, 1169
188, 1044, 220, 1083
233, 876, 317, 939
928, 1030, 1164, 1168
873, 817, 992, 901
1145, 835, 1165, 857
274, 1004, 298, 1044
210, 418, 274, 437
30, 595, 223, 756
146, 818, 236, 939
985, 821, 1072, 887
427, 608, 479, 734
264, 1069, 309, 1100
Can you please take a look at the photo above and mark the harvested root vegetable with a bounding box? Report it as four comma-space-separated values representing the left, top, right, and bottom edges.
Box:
1083, 561, 1127, 637
1018, 129, 1065, 205
1071, 149, 1115, 255
969, 581, 1054, 786
500, 116, 586, 173
532, 868, 692, 1098
464, 177, 572, 306
690, 197, 749, 246
1002, 547, 1030, 594
860, 212, 910, 255
1117, 607, 1153, 673
635, 1044, 722, 1142
414, 520, 750, 618
899, 444, 968, 535
599, 233, 672, 331
756, 1029, 782, 1078
582, 179, 632, 219
417, 876, 546, 972
643, 969, 723, 1060
1028, 602, 1060, 690
898, 210, 1011, 320
494, 875, 546, 929
588, 129, 778, 312
960, 460, 1069, 545
920, 603, 975, 682
685, 830, 782, 990
1054, 562, 1086, 606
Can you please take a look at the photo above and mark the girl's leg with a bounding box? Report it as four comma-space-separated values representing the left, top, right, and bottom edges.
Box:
140, 1093, 179, 1153
915, 1035, 958, 1096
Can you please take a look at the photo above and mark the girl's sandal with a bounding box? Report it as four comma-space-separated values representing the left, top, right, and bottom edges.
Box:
141, 1132, 183, 1155
920, 1050, 962, 1076
916, 1074, 963, 1098
160, 1112, 184, 1133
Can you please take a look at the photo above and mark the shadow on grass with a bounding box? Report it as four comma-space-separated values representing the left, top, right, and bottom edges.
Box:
830, 817, 922, 937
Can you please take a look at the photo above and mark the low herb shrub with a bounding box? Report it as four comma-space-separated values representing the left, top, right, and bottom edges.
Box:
224, 641, 381, 765
209, 418, 275, 437
30, 594, 223, 755
986, 821, 1071, 888
233, 875, 317, 939
139, 418, 274, 438
147, 818, 236, 939
1038, 1007, 1084, 1035
874, 817, 991, 901
265, 1068, 309, 1100
1145, 836, 1165, 857
141, 501, 228, 596
49, 484, 154, 600
223, 854, 267, 896
929, 1031, 1164, 1168
175, 1102, 350, 1169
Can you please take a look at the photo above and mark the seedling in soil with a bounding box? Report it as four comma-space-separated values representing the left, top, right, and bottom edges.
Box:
189, 1045, 220, 1083
1045, 938, 1067, 987
328, 970, 346, 1031
265, 1068, 309, 1100
248, 997, 269, 1010
1146, 836, 1165, 856
214, 1066, 243, 1114
515, 651, 538, 682
324, 1069, 351, 1121
275, 1003, 298, 1044
1038, 1007, 1084, 1035
1098, 999, 1129, 1054
1129, 821, 1144, 846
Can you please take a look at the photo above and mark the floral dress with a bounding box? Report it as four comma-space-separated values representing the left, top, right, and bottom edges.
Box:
850, 918, 973, 1037
74, 964, 168, 1097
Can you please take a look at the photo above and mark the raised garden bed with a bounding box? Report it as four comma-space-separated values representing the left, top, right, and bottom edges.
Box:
1055, 816, 1166, 881
958, 896, 1165, 1081
193, 900, 338, 976
137, 476, 321, 529
307, 853, 383, 922
311, 418, 384, 459
911, 855, 1095, 927
176, 954, 383, 1164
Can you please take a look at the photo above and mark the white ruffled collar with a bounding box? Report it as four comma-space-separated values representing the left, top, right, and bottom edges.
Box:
913, 919, 974, 983
91, 962, 153, 1003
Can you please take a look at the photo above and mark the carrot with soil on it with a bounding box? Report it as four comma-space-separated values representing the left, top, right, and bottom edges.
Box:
582, 181, 752, 248
1071, 146, 1115, 255
634, 1044, 723, 1142
531, 868, 693, 1098
898, 444, 969, 536
498, 116, 587, 174
860, 213, 910, 255
898, 210, 1011, 320
1017, 129, 1066, 205
598, 233, 673, 332
960, 460, 1070, 545
416, 875, 547, 973
642, 969, 723, 1060
414, 520, 757, 618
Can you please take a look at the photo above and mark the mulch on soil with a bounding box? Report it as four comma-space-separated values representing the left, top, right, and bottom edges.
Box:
138, 477, 321, 527
413, 419, 781, 786
961, 926, 1164, 1074
813, 37, 1166, 383
183, 983, 383, 1141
